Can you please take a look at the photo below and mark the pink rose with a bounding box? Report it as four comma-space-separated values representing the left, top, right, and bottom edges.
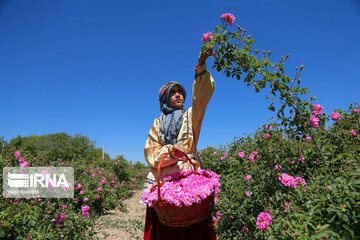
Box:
330, 112, 341, 121
201, 32, 213, 43
220, 13, 235, 25
350, 129, 357, 138
101, 179, 106, 184
263, 133, 270, 139
292, 177, 306, 187
245, 175, 252, 181
309, 115, 320, 128
79, 190, 84, 195
75, 183, 82, 190
284, 202, 293, 213
312, 104, 324, 116
41, 170, 50, 176
353, 108, 359, 114
98, 187, 102, 192
245, 191, 252, 198
279, 173, 294, 186
238, 152, 245, 158
14, 151, 21, 158
81, 205, 90, 217
269, 126, 273, 130
256, 212, 272, 230
83, 198, 89, 203
306, 136, 312, 141
53, 213, 67, 223
18, 157, 25, 163
19, 162, 30, 168
274, 164, 282, 170
327, 186, 332, 191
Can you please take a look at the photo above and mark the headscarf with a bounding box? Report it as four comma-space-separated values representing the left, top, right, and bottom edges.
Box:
158, 82, 187, 145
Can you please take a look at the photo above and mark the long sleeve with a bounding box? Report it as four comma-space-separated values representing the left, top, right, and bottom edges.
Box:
191, 63, 215, 151
144, 118, 179, 169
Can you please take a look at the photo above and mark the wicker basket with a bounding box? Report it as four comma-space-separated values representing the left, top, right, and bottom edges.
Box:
149, 150, 215, 227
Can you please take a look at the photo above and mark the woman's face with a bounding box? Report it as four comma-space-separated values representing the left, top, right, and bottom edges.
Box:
169, 85, 184, 109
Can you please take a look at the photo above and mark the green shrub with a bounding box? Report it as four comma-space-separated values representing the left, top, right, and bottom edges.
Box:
201, 103, 360, 239
0, 133, 147, 239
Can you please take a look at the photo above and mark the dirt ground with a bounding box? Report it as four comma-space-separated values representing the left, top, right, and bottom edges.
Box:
94, 190, 146, 240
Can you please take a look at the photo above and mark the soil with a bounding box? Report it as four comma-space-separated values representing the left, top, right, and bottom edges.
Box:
94, 190, 146, 240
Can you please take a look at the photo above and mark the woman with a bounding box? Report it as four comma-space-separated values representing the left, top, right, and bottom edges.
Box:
143, 46, 216, 240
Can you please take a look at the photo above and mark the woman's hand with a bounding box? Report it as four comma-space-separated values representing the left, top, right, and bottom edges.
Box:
197, 46, 213, 67
173, 145, 186, 160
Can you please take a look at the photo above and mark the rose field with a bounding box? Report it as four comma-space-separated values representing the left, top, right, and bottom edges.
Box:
0, 134, 148, 239
1, 102, 359, 239
1, 103, 359, 239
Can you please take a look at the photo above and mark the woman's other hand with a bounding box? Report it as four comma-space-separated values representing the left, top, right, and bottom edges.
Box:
173, 145, 186, 160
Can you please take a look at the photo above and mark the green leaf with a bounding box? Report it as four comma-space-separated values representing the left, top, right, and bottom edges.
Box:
343, 225, 355, 239
307, 222, 316, 232
312, 231, 330, 239
317, 224, 330, 230
268, 106, 275, 111
348, 171, 360, 176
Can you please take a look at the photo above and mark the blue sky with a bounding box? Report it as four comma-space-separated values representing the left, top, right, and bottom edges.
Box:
1, 0, 359, 164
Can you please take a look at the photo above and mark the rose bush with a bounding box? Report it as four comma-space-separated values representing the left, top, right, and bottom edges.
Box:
198, 13, 360, 239
0, 134, 148, 239
201, 102, 359, 239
